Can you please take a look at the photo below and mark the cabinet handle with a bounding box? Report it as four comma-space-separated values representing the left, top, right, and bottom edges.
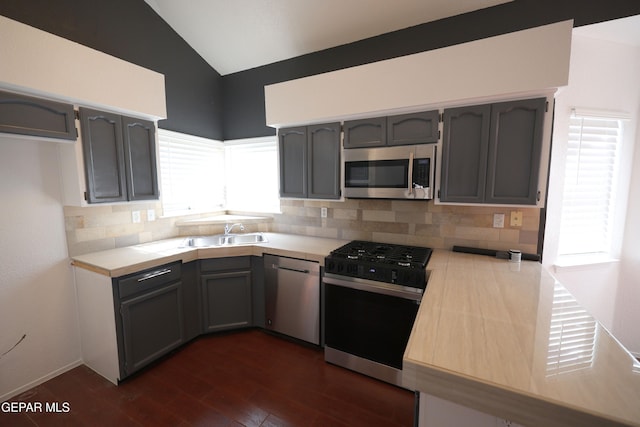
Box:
408, 151, 414, 195
137, 268, 172, 282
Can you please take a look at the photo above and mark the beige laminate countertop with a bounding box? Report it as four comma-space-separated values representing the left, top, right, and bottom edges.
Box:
403, 250, 640, 427
71, 233, 348, 277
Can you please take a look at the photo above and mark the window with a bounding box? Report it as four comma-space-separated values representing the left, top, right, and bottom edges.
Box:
158, 130, 279, 216
557, 112, 625, 256
225, 138, 279, 213
158, 129, 225, 215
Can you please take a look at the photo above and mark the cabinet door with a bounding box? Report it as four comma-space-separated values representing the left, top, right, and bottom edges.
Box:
279, 127, 307, 198
80, 108, 127, 203
181, 261, 202, 341
387, 111, 439, 145
440, 105, 491, 203
201, 270, 252, 333
122, 116, 159, 201
120, 282, 184, 376
308, 122, 341, 199
485, 98, 545, 205
343, 117, 386, 148
0, 90, 76, 140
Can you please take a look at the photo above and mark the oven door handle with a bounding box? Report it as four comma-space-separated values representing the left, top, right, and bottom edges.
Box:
407, 151, 414, 195
323, 274, 422, 301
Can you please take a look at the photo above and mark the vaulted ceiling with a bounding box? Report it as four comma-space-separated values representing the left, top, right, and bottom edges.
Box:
144, 0, 512, 75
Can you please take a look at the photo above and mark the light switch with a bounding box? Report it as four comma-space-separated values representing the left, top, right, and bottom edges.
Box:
147, 209, 156, 221
321, 207, 327, 218
493, 213, 505, 228
510, 211, 523, 227
132, 211, 141, 223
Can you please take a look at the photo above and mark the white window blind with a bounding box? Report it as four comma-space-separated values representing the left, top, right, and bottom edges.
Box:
224, 138, 279, 213
557, 114, 624, 256
158, 129, 225, 215
546, 282, 597, 377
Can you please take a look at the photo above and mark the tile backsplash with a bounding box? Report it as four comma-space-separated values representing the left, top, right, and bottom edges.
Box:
64, 199, 540, 257
271, 199, 540, 254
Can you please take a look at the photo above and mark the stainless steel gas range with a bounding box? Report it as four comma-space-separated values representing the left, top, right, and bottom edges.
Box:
323, 240, 432, 389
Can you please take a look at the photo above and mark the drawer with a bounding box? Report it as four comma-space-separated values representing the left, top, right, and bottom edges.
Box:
200, 256, 251, 273
117, 262, 182, 300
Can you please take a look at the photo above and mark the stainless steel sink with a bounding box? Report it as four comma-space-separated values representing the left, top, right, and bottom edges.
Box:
225, 233, 267, 245
183, 233, 267, 247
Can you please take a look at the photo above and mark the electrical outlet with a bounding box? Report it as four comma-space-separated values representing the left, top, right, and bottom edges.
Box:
510, 211, 523, 227
321, 207, 328, 218
493, 213, 505, 228
132, 211, 141, 223
147, 209, 156, 221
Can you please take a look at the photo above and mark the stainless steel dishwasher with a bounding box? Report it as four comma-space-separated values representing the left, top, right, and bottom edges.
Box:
264, 254, 320, 345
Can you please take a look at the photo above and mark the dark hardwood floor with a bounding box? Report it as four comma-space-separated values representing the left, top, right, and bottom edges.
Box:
1, 329, 415, 426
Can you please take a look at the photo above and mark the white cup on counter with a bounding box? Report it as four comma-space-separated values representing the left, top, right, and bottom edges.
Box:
508, 249, 522, 263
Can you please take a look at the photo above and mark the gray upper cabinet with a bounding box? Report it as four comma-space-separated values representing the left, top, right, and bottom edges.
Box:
80, 108, 127, 203
440, 98, 546, 205
308, 123, 341, 199
279, 123, 341, 199
485, 98, 545, 205
343, 117, 386, 148
387, 111, 439, 145
80, 107, 159, 203
279, 126, 308, 198
122, 116, 159, 201
440, 104, 491, 203
344, 111, 439, 148
0, 90, 76, 140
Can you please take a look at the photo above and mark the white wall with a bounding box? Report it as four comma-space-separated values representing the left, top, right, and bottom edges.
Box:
0, 15, 166, 120
616, 99, 640, 355
265, 20, 572, 127
544, 32, 640, 354
0, 136, 81, 401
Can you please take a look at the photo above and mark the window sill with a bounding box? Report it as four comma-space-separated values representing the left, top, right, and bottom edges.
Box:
174, 213, 274, 227
554, 253, 619, 272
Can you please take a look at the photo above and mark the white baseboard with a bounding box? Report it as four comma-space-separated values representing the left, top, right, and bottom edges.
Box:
0, 359, 83, 403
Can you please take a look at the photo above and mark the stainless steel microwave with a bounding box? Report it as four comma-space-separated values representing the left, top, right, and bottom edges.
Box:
343, 144, 436, 199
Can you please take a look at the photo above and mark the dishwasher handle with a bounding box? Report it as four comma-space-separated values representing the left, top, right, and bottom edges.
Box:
272, 264, 311, 274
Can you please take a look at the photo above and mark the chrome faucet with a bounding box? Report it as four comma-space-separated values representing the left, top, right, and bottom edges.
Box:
224, 223, 244, 235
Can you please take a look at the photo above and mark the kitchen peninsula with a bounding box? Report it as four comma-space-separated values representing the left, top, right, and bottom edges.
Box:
403, 251, 640, 427
71, 235, 640, 426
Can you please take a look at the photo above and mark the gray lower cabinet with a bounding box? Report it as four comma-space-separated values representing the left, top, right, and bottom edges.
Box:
0, 90, 76, 140
440, 98, 545, 205
79, 107, 158, 203
201, 257, 253, 333
113, 262, 184, 379
279, 122, 341, 199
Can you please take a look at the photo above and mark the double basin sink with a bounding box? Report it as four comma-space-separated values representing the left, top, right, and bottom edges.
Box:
182, 233, 267, 248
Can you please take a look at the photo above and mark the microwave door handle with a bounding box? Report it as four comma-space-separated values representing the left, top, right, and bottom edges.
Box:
407, 151, 414, 195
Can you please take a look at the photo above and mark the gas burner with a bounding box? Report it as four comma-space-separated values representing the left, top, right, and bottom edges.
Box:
325, 240, 433, 288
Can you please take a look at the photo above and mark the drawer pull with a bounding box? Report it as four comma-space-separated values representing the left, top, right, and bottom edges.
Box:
137, 268, 172, 282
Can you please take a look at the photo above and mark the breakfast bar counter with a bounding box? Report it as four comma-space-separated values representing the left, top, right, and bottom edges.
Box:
403, 250, 640, 427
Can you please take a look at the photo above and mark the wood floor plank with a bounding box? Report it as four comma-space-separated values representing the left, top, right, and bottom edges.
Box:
1, 329, 414, 426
